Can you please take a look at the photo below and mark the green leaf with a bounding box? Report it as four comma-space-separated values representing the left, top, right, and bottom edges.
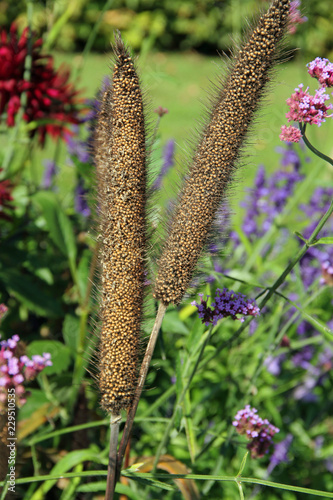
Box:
313, 237, 333, 245
0, 269, 62, 317
162, 310, 189, 335
76, 249, 91, 299
62, 314, 80, 352
30, 449, 103, 500
32, 191, 77, 271
27, 341, 72, 375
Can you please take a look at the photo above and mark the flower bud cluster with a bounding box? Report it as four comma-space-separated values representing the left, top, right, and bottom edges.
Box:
192, 288, 260, 327
0, 334, 52, 407
307, 58, 333, 88
233, 405, 279, 458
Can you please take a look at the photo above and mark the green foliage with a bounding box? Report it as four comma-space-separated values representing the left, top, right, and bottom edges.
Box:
2, 0, 333, 59
0, 3, 333, 499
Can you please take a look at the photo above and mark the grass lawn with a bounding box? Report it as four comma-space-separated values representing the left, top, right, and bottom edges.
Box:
42, 50, 333, 213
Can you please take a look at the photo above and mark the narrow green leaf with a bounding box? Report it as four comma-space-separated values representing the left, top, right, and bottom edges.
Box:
183, 390, 197, 464
62, 314, 80, 352
313, 236, 333, 245
237, 452, 249, 476
32, 191, 77, 270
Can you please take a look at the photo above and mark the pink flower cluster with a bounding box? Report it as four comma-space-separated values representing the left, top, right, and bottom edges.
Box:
286, 85, 332, 127
280, 58, 333, 143
0, 333, 52, 407
289, 0, 307, 34
307, 58, 333, 88
233, 405, 280, 459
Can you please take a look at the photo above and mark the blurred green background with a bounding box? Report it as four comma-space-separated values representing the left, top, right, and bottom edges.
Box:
3, 0, 333, 58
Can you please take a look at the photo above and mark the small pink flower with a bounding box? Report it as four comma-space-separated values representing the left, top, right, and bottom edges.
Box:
0, 304, 8, 321
307, 58, 333, 88
285, 85, 333, 127
289, 0, 307, 34
279, 125, 302, 143
233, 405, 279, 459
154, 106, 168, 117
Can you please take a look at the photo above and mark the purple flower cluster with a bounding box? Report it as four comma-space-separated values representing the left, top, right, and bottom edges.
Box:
192, 288, 260, 327
0, 334, 52, 407
293, 345, 333, 402
267, 434, 293, 474
299, 186, 333, 288
0, 303, 8, 321
307, 58, 333, 88
233, 405, 280, 459
238, 145, 303, 242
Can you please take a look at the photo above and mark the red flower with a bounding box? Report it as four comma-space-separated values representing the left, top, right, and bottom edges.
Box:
0, 169, 14, 221
0, 24, 82, 145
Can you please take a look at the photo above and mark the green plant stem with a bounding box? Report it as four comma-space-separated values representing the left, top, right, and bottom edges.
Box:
6, 471, 333, 498
72, 0, 115, 80
300, 124, 333, 167
152, 325, 214, 471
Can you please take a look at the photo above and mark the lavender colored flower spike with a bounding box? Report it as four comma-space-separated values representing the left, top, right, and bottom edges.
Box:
233, 405, 279, 459
267, 434, 293, 474
42, 160, 58, 189
153, 139, 175, 190
192, 288, 260, 327
75, 179, 91, 217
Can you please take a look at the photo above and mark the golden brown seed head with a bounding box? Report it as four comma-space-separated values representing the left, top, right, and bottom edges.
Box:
153, 0, 290, 305
95, 34, 146, 414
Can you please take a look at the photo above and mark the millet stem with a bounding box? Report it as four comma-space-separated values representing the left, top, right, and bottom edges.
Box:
105, 413, 121, 500
116, 302, 167, 477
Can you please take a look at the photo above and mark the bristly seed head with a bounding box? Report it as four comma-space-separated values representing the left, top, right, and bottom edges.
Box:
94, 33, 146, 414
153, 0, 290, 305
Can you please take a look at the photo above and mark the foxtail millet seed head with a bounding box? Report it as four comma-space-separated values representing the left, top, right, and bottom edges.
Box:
153, 0, 290, 305
94, 33, 147, 414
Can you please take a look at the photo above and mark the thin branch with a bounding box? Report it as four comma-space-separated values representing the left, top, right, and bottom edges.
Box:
116, 302, 167, 477
105, 413, 121, 500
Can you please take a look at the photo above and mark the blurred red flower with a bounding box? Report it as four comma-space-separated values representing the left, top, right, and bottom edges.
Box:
0, 24, 82, 145
0, 170, 14, 221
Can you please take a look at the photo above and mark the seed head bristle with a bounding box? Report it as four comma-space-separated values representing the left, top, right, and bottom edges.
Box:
94, 34, 146, 414
153, 0, 290, 305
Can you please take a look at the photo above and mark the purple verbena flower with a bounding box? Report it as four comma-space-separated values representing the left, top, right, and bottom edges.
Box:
42, 159, 58, 189
0, 304, 7, 322
75, 179, 91, 217
279, 125, 302, 143
153, 139, 175, 190
191, 288, 260, 327
267, 434, 293, 474
307, 58, 333, 88
285, 84, 333, 127
0, 334, 52, 407
233, 405, 279, 458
